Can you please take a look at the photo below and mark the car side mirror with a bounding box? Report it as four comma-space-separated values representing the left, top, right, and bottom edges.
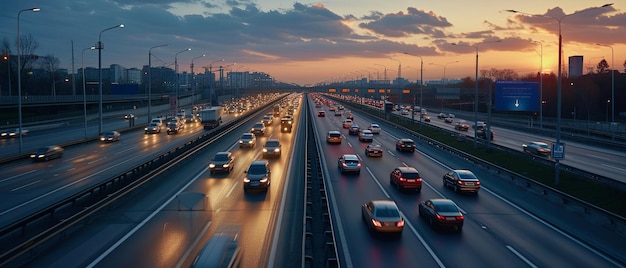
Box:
244, 170, 247, 173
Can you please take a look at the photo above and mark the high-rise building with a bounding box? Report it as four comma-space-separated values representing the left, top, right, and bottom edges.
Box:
568, 56, 583, 77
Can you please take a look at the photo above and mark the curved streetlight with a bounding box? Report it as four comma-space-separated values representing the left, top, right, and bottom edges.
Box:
596, 43, 614, 140
190, 54, 205, 107
148, 44, 168, 122
17, 7, 40, 154
452, 40, 501, 148
82, 46, 95, 138
507, 3, 613, 184
97, 23, 124, 135
403, 52, 424, 128
205, 59, 224, 107
174, 48, 191, 114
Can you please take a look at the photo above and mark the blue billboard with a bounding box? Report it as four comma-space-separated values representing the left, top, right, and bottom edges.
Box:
495, 81, 538, 111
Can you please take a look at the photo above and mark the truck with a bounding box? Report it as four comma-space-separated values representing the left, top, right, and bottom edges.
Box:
272, 105, 281, 117
199, 107, 222, 130
280, 116, 293, 133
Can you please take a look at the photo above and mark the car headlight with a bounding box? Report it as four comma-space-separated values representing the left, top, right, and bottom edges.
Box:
223, 164, 230, 168
100, 137, 105, 141
209, 164, 216, 168
145, 127, 148, 130
260, 177, 268, 183
248, 140, 253, 144
239, 140, 243, 143
244, 177, 250, 182
262, 148, 268, 152
274, 148, 280, 152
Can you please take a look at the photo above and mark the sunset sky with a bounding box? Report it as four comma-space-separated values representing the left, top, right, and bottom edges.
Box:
2, 0, 624, 86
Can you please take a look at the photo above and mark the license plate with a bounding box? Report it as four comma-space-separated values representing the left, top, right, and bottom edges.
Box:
407, 179, 415, 182
446, 217, 456, 220
466, 182, 474, 185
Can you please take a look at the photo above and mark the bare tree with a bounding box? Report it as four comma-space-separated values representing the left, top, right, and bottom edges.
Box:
39, 54, 61, 95
596, 59, 610, 74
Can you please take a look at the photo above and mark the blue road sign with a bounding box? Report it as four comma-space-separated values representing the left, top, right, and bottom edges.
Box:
495, 81, 539, 111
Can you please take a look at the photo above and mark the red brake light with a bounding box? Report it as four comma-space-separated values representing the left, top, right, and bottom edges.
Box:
456, 215, 465, 220
436, 214, 445, 221
396, 219, 405, 227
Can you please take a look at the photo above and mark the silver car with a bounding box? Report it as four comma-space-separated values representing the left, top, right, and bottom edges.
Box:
338, 154, 361, 174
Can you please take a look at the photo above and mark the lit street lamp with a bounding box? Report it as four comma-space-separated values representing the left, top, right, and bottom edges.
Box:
82, 46, 95, 139
148, 44, 168, 122
531, 40, 544, 128
97, 23, 124, 135
452, 40, 501, 148
17, 7, 40, 154
596, 43, 614, 140
606, 99, 610, 123
174, 48, 191, 114
206, 59, 224, 107
507, 3, 613, 184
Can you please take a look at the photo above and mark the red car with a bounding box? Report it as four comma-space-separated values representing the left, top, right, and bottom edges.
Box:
317, 111, 326, 117
390, 167, 422, 192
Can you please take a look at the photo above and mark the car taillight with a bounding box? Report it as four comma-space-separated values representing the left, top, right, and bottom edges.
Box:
475, 181, 480, 185
356, 163, 361, 167
417, 177, 422, 182
436, 214, 445, 221
399, 177, 406, 181
396, 219, 404, 227
458, 181, 465, 185
371, 219, 382, 227
456, 215, 464, 220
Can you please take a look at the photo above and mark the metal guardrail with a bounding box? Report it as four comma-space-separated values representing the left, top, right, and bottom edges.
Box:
0, 97, 282, 266
333, 98, 626, 236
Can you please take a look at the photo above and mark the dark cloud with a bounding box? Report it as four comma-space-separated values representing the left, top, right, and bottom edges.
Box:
358, 7, 453, 37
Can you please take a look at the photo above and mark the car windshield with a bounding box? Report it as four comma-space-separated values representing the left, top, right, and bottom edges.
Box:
241, 134, 252, 139
329, 133, 340, 137
253, 123, 264, 128
214, 154, 229, 161
403, 141, 414, 145
149, 123, 158, 127
345, 160, 359, 165
402, 172, 420, 179
36, 148, 49, 154
375, 207, 400, 218
434, 203, 459, 212
265, 141, 279, 147
459, 173, 477, 180
248, 165, 267, 175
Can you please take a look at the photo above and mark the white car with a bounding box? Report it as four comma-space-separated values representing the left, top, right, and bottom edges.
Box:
1, 128, 29, 138
368, 123, 382, 134
342, 119, 353, 128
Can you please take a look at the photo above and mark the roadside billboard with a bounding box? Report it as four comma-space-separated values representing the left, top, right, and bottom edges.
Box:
495, 81, 539, 111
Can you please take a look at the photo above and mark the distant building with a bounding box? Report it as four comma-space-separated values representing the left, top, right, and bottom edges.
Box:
125, 68, 142, 84
568, 56, 583, 77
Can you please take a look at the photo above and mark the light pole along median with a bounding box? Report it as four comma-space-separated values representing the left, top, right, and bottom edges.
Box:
97, 24, 124, 135
17, 7, 41, 154
148, 44, 168, 123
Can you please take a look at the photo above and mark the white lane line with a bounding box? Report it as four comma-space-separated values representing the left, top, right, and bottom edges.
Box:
366, 166, 445, 268
226, 181, 239, 198
114, 147, 135, 155
506, 245, 538, 268
602, 163, 626, 172
87, 166, 211, 267
0, 170, 37, 183
88, 157, 108, 165
11, 180, 42, 192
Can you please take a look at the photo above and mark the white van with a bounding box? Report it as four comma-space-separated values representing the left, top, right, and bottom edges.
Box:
150, 118, 163, 128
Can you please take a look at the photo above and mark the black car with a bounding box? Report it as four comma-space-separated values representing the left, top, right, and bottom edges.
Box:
418, 199, 464, 231
250, 122, 266, 136
30, 145, 64, 161
348, 125, 360, 135
443, 169, 481, 193
395, 138, 416, 152
209, 152, 235, 174
243, 160, 271, 193
100, 131, 120, 142
262, 139, 282, 158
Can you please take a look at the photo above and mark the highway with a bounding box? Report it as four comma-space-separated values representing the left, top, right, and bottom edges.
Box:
0, 93, 624, 267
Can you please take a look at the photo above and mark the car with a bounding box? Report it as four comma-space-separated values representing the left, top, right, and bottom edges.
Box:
361, 200, 404, 235
477, 130, 494, 140
30, 145, 64, 161
523, 141, 551, 156
346, 114, 354, 120
390, 166, 422, 192
261, 115, 273, 126
1, 128, 29, 138
184, 114, 197, 123
437, 113, 447, 119
337, 154, 361, 174
144, 123, 161, 134
262, 139, 282, 158
444, 116, 454, 123
329, 106, 336, 111
334, 110, 342, 116
473, 121, 487, 131
166, 122, 181, 134
326, 130, 342, 144
123, 114, 135, 120
423, 115, 431, 122
368, 123, 382, 134
454, 120, 470, 131
400, 109, 409, 115
209, 151, 235, 174
100, 131, 120, 142
342, 119, 353, 128
150, 118, 164, 128
250, 122, 266, 136
348, 125, 360, 135
358, 129, 374, 142
443, 169, 481, 193
317, 111, 326, 117
191, 231, 242, 268
243, 160, 271, 192
395, 138, 416, 152
365, 144, 383, 157
239, 133, 256, 148
418, 198, 464, 231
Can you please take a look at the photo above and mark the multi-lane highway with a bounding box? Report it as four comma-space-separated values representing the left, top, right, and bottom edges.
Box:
0, 92, 624, 267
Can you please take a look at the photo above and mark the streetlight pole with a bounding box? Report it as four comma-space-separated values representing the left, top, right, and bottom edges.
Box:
429, 61, 459, 85
596, 43, 614, 140
532, 40, 544, 128
82, 46, 95, 139
174, 48, 191, 115
97, 24, 124, 135
374, 64, 387, 82
453, 41, 501, 148
17, 7, 40, 154
508, 3, 612, 184
148, 44, 168, 122
190, 54, 205, 107
403, 52, 423, 128
606, 100, 610, 122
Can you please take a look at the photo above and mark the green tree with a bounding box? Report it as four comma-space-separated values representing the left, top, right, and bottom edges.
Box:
596, 59, 610, 74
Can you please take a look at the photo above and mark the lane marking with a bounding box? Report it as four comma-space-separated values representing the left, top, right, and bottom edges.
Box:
11, 180, 42, 192
506, 245, 538, 268
0, 170, 37, 183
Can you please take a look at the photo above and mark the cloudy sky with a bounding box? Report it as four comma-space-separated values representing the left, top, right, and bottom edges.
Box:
2, 0, 624, 85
